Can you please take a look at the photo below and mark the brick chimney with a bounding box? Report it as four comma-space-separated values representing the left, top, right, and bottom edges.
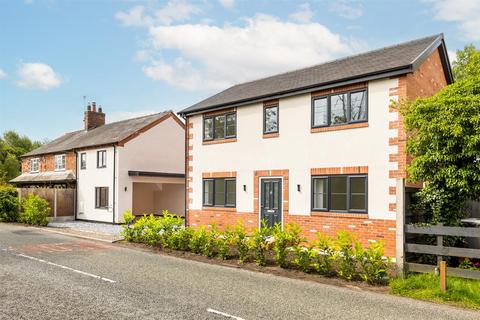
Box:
84, 102, 105, 130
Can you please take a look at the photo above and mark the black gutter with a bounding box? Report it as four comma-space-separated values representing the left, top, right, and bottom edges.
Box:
128, 171, 185, 178
112, 144, 116, 225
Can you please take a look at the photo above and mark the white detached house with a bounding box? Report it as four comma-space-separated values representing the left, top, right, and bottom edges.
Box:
13, 104, 186, 223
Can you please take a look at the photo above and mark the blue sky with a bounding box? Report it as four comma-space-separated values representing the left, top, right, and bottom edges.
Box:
1, 0, 479, 141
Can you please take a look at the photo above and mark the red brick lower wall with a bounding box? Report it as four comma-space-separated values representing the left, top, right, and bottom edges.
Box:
186, 209, 396, 257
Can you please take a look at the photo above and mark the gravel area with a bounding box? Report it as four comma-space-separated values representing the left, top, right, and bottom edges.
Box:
48, 221, 123, 236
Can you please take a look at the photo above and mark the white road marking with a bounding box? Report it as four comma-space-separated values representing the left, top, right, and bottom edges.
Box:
15, 252, 116, 283
207, 308, 245, 320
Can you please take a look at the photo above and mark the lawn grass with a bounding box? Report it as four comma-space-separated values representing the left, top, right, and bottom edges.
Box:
390, 273, 480, 309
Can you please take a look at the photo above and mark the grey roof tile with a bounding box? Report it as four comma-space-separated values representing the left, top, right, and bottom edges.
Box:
24, 111, 170, 157
180, 34, 449, 115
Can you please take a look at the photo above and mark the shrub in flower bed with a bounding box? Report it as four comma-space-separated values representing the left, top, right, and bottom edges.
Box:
121, 212, 391, 285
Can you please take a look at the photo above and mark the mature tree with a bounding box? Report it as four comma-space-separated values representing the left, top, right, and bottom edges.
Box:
403, 45, 480, 225
452, 44, 480, 81
0, 131, 42, 184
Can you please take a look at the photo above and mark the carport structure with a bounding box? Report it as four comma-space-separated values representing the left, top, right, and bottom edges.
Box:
128, 171, 185, 217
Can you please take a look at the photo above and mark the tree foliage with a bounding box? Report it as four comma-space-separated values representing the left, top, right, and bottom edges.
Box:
0, 131, 42, 184
403, 45, 480, 225
452, 44, 480, 81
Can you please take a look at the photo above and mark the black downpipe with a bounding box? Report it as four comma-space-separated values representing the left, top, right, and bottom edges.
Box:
112, 144, 116, 224
74, 150, 78, 220
184, 115, 188, 227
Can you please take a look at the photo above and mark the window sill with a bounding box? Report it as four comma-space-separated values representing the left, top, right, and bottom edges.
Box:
203, 138, 237, 145
310, 211, 368, 218
202, 207, 236, 212
311, 122, 368, 133
262, 132, 279, 139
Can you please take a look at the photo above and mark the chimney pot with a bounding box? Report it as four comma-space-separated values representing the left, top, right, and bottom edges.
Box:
84, 102, 105, 130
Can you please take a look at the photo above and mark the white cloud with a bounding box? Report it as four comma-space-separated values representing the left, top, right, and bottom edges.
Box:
218, 0, 235, 9
0, 69, 7, 79
426, 0, 480, 40
448, 50, 457, 64
289, 3, 313, 23
16, 62, 62, 90
115, 0, 201, 27
329, 0, 363, 19
141, 14, 365, 91
108, 110, 159, 123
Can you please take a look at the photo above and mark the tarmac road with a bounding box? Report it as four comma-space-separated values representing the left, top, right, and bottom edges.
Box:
0, 223, 478, 320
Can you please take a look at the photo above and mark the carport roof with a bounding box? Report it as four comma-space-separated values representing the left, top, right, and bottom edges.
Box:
10, 170, 76, 184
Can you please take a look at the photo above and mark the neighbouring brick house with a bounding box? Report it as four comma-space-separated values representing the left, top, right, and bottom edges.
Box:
178, 34, 453, 257
12, 104, 186, 223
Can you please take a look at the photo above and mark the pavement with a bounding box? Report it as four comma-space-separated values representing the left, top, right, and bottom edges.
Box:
1, 223, 479, 320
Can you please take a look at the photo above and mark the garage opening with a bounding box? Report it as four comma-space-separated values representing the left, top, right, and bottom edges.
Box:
132, 182, 185, 217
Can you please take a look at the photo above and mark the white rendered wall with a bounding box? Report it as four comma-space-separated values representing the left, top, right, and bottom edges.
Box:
76, 146, 115, 223
190, 78, 398, 221
117, 116, 185, 222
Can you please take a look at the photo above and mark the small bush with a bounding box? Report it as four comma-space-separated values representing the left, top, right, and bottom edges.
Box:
20, 194, 50, 226
293, 246, 315, 273
120, 210, 136, 241
249, 223, 273, 266
335, 230, 358, 281
312, 233, 335, 276
272, 223, 303, 268
215, 228, 233, 260
189, 227, 210, 254
357, 241, 390, 285
0, 185, 19, 222
166, 227, 194, 251
232, 222, 250, 263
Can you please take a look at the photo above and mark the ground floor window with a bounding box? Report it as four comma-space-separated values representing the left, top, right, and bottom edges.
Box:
311, 175, 367, 213
95, 187, 109, 209
203, 178, 236, 207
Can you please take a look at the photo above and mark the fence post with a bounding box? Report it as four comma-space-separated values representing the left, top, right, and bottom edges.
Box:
396, 178, 406, 277
440, 260, 447, 292
54, 187, 57, 219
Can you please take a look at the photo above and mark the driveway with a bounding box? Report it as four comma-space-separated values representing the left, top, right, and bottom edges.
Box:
0, 223, 478, 320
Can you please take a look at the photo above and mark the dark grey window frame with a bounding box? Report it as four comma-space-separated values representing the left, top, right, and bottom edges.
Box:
80, 152, 87, 170
97, 150, 107, 168
311, 89, 368, 128
95, 186, 109, 209
202, 178, 236, 208
263, 104, 279, 134
311, 174, 368, 213
203, 112, 237, 141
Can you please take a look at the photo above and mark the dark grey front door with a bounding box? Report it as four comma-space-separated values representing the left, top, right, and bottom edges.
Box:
260, 178, 282, 228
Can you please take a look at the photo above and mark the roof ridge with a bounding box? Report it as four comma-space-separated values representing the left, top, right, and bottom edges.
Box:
227, 34, 442, 88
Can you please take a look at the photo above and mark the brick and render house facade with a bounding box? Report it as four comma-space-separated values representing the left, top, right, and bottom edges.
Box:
12, 105, 186, 223
179, 34, 453, 257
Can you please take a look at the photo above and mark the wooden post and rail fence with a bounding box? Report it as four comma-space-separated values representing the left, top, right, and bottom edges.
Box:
396, 179, 480, 287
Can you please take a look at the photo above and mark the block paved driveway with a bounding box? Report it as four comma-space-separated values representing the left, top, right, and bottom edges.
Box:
0, 223, 478, 320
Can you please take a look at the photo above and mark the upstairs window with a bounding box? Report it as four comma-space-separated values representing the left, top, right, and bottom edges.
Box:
203, 112, 236, 141
97, 150, 106, 168
311, 175, 367, 213
203, 178, 236, 207
80, 153, 87, 170
312, 89, 367, 128
54, 154, 66, 171
30, 158, 39, 173
264, 105, 279, 134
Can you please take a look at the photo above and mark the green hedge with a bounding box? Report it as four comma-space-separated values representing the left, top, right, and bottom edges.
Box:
121, 211, 391, 285
20, 194, 50, 226
0, 185, 19, 222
